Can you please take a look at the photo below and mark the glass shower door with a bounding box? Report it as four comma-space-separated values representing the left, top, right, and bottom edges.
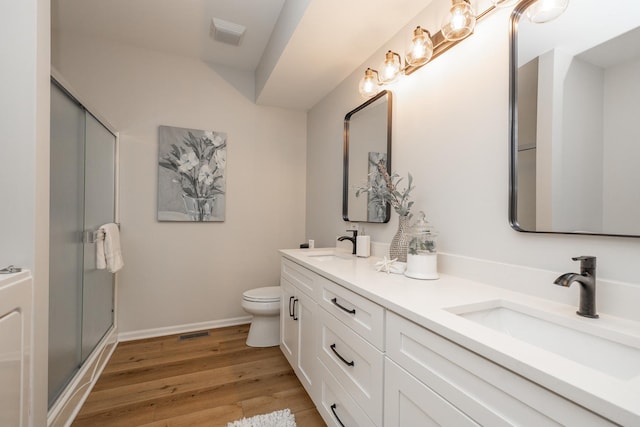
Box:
48, 83, 85, 406
49, 81, 116, 407
81, 112, 115, 361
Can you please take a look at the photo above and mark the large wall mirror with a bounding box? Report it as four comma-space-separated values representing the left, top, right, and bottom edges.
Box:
510, 0, 640, 236
343, 90, 392, 223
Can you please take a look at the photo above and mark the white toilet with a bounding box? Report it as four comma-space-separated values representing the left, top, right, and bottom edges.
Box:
241, 286, 281, 347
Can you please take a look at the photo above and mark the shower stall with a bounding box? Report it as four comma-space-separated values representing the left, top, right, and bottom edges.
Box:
48, 77, 118, 413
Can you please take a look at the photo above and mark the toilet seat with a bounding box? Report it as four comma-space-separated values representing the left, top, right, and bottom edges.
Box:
242, 286, 280, 303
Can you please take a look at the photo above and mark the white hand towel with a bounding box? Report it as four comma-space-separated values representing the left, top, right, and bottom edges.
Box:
100, 223, 124, 273
96, 233, 107, 270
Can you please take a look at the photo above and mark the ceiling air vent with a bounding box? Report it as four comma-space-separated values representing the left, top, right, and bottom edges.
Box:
210, 17, 246, 46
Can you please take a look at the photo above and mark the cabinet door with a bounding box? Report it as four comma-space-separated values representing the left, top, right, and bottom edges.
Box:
384, 358, 479, 427
0, 274, 32, 427
280, 278, 297, 367
295, 290, 317, 399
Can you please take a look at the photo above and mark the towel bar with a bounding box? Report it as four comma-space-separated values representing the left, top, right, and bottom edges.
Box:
83, 223, 120, 244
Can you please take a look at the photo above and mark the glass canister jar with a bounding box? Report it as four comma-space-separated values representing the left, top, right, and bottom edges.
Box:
404, 211, 439, 280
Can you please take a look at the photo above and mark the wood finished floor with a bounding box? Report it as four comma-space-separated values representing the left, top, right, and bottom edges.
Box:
72, 324, 326, 426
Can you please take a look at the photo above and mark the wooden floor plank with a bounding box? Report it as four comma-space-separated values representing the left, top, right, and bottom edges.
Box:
71, 325, 325, 426
104, 326, 250, 373
151, 371, 303, 421
138, 404, 243, 427
81, 355, 291, 414
94, 346, 279, 390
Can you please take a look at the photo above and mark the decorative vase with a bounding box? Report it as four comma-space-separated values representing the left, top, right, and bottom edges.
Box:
390, 215, 411, 262
182, 194, 216, 221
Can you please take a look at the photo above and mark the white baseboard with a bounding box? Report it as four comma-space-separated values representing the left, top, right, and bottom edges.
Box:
118, 316, 252, 342
48, 327, 118, 427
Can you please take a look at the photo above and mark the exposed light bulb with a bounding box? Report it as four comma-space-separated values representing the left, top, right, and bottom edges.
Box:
450, 8, 467, 30
358, 68, 380, 98
380, 50, 401, 84
526, 0, 569, 23
441, 0, 476, 42
406, 26, 434, 67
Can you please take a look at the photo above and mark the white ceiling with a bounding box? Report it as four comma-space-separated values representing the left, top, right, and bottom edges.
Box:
51, 0, 432, 110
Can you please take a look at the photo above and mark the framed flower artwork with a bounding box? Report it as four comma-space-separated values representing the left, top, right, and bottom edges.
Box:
157, 125, 226, 222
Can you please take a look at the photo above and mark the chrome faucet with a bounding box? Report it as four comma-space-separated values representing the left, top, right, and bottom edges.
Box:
337, 230, 358, 255
553, 256, 599, 318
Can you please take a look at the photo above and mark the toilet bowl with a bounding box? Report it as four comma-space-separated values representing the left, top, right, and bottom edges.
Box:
241, 286, 281, 347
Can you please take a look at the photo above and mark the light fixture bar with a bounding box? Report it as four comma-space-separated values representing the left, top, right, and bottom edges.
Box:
359, 0, 569, 98
404, 4, 496, 76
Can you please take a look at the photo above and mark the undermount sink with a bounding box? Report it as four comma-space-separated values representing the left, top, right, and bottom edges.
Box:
305, 250, 352, 261
447, 300, 640, 380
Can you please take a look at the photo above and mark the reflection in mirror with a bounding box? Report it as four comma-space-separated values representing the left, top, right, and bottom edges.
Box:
510, 0, 640, 236
343, 90, 392, 223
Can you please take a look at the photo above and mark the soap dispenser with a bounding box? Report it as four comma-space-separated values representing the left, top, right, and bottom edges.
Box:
404, 211, 439, 280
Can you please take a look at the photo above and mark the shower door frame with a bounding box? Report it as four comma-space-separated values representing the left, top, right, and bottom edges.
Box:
47, 69, 120, 426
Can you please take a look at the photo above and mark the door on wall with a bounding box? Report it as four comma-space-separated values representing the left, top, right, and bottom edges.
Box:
48, 81, 116, 407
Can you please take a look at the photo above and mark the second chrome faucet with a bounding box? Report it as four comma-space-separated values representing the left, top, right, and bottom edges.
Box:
554, 256, 599, 318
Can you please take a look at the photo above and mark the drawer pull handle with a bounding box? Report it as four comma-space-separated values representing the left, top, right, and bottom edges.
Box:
330, 343, 354, 367
288, 296, 295, 317
330, 403, 346, 427
331, 297, 356, 315
293, 298, 299, 321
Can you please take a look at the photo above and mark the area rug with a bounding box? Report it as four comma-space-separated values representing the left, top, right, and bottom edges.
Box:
227, 408, 296, 427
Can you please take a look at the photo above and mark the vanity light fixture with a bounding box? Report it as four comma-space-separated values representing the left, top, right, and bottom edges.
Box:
358, 0, 570, 98
441, 0, 477, 41
525, 0, 569, 23
405, 26, 434, 67
380, 51, 403, 83
359, 68, 381, 98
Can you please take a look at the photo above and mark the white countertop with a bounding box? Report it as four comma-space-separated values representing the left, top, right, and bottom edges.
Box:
0, 270, 30, 288
281, 248, 640, 426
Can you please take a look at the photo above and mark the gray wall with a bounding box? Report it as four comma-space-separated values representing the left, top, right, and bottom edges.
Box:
52, 32, 307, 335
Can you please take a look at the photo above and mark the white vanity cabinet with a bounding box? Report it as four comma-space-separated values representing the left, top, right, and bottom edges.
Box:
385, 311, 615, 427
280, 259, 319, 400
317, 279, 385, 426
280, 258, 385, 426
280, 251, 624, 426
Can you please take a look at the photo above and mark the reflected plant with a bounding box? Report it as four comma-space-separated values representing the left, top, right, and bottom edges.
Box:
356, 161, 414, 217
408, 237, 436, 255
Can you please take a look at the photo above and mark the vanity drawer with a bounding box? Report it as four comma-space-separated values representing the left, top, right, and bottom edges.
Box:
318, 360, 377, 427
318, 276, 384, 350
386, 312, 615, 427
318, 308, 383, 425
280, 258, 317, 298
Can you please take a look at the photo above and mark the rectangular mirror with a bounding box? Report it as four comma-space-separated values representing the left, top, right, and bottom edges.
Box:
343, 90, 392, 223
510, 0, 640, 236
